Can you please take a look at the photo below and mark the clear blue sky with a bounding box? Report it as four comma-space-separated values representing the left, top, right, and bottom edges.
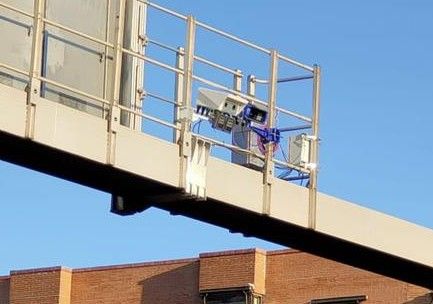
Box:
1, 0, 433, 275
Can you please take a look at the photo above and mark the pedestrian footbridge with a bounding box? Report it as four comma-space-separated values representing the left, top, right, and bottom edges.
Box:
1, 0, 433, 289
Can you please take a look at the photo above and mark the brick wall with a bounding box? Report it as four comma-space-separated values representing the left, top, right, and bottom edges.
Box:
405, 285, 432, 304
199, 249, 262, 292
265, 249, 431, 304
70, 258, 201, 304
253, 250, 266, 295
0, 276, 9, 304
59, 269, 72, 304
9, 267, 70, 304
1, 249, 431, 304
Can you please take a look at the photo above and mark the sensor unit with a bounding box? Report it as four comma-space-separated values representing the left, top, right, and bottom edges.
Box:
196, 88, 268, 133
288, 134, 311, 167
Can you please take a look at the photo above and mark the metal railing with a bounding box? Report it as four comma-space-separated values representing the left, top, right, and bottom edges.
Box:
0, 0, 321, 225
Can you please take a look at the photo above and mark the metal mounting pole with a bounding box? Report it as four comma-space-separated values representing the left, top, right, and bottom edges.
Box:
263, 50, 278, 215
25, 0, 45, 139
308, 64, 321, 229
179, 15, 196, 192
107, 0, 126, 165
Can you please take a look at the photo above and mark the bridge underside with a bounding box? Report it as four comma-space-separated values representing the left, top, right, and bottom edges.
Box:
1, 130, 432, 289
1, 84, 433, 289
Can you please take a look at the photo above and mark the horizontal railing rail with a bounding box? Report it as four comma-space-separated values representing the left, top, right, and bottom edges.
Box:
0, 62, 28, 76
39, 76, 111, 106
195, 20, 271, 55
0, 2, 33, 18
139, 0, 188, 21
148, 38, 180, 53
145, 92, 178, 106
43, 18, 115, 48
194, 55, 243, 77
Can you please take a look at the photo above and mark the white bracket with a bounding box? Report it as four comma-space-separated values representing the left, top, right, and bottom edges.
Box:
178, 106, 194, 123
107, 105, 120, 165
138, 34, 148, 47
110, 106, 121, 132
184, 137, 211, 199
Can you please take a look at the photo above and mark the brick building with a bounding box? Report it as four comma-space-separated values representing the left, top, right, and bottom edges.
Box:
0, 248, 431, 304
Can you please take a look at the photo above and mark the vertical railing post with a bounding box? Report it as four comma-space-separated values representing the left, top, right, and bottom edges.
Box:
173, 47, 185, 144
262, 50, 278, 215
233, 69, 242, 92
247, 75, 256, 97
102, 0, 111, 120
121, 0, 147, 130
308, 64, 321, 229
179, 16, 196, 192
25, 0, 45, 139
107, 0, 126, 165
133, 0, 147, 131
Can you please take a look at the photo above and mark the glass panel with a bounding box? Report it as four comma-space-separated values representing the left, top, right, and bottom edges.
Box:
206, 291, 246, 304
252, 295, 262, 304
0, 0, 32, 90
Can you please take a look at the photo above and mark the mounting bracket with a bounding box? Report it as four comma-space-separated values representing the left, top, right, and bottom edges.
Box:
184, 137, 211, 199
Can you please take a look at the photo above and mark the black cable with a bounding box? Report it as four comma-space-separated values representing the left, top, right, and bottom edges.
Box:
192, 119, 203, 133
